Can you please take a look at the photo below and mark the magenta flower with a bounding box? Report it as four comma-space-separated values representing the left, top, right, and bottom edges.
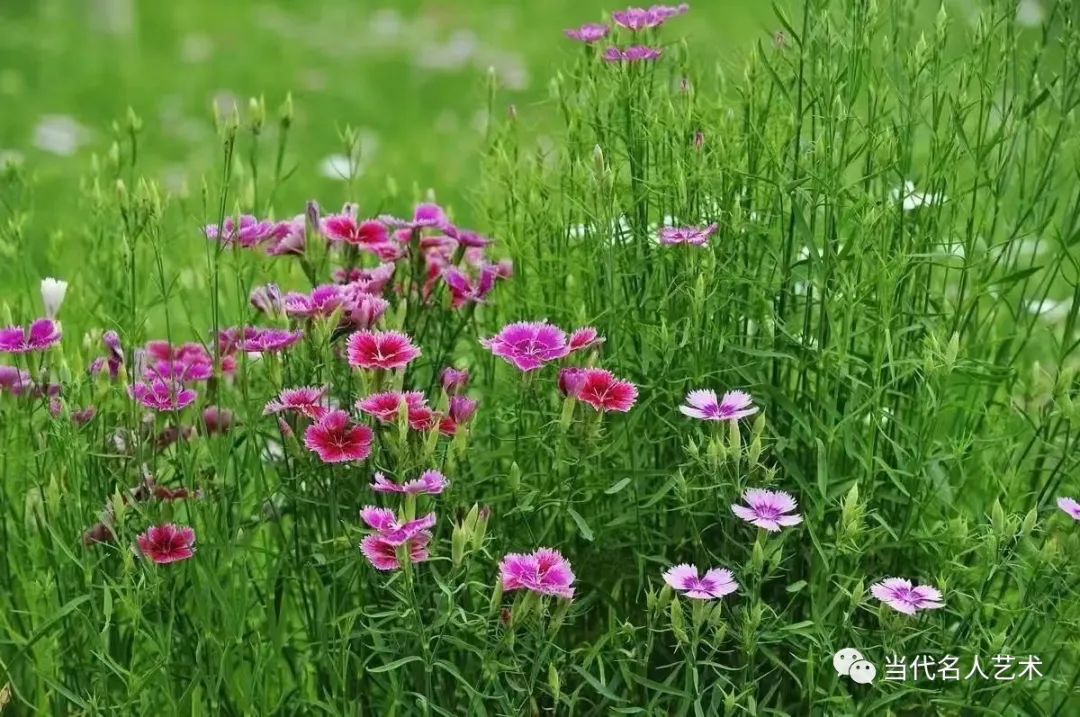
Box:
347, 330, 421, 371
234, 327, 304, 354
568, 327, 604, 353
201, 406, 235, 435
356, 391, 437, 431
663, 564, 738, 600
500, 548, 575, 599
137, 524, 196, 565
361, 532, 432, 571
870, 578, 945, 616
340, 290, 390, 329
731, 489, 803, 532
565, 23, 610, 43
129, 379, 197, 412
360, 507, 437, 545
264, 386, 328, 419
440, 367, 470, 394
380, 203, 453, 233
679, 389, 757, 421
265, 215, 306, 256
650, 3, 690, 20
576, 369, 638, 412
0, 319, 62, 353
612, 7, 663, 30
303, 409, 374, 463
284, 285, 343, 319
372, 470, 448, 496
659, 223, 718, 246
481, 322, 571, 372
144, 359, 214, 383
0, 365, 31, 396
1057, 497, 1080, 521
205, 215, 274, 248
603, 46, 663, 63
335, 263, 396, 293
321, 205, 390, 247
443, 265, 500, 308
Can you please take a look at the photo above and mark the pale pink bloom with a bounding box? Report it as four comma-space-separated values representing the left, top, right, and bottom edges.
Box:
0, 319, 62, 353
663, 564, 738, 600
205, 215, 274, 248
333, 263, 396, 293
361, 531, 431, 571
612, 7, 664, 30
731, 489, 803, 532
603, 46, 663, 63
380, 203, 453, 233
0, 365, 32, 396
565, 23, 610, 43
264, 386, 328, 419
440, 367, 470, 394
1057, 497, 1080, 521
568, 327, 604, 353
576, 369, 638, 412
659, 223, 717, 246
481, 322, 571, 372
265, 215, 306, 256
219, 327, 304, 354
129, 379, 197, 412
372, 470, 448, 496
499, 548, 575, 599
250, 284, 285, 316
303, 409, 374, 463
284, 284, 343, 319
870, 578, 945, 615
356, 391, 436, 431
650, 3, 690, 20
340, 289, 390, 329
360, 507, 437, 545
346, 330, 421, 370
137, 524, 196, 565
679, 389, 757, 421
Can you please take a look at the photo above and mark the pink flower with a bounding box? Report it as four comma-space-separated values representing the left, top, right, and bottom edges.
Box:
265, 216, 306, 256
576, 369, 638, 412
558, 367, 588, 398
603, 46, 663, 63
264, 386, 328, 419
731, 489, 803, 532
372, 470, 448, 496
235, 327, 304, 354
440, 367, 470, 394
870, 578, 945, 616
439, 395, 478, 436
481, 322, 571, 372
679, 389, 757, 421
284, 284, 343, 319
443, 265, 500, 308
663, 564, 738, 600
129, 379, 197, 412
565, 23, 610, 43
356, 391, 436, 431
347, 330, 421, 371
380, 203, 453, 233
250, 284, 285, 316
201, 406, 235, 435
361, 532, 431, 571
144, 360, 214, 383
568, 327, 604, 353
303, 409, 374, 463
499, 548, 575, 599
1057, 497, 1080, 521
0, 365, 31, 396
205, 215, 274, 248
659, 224, 717, 246
321, 204, 390, 247
340, 289, 390, 329
0, 319, 62, 353
72, 406, 97, 426
360, 507, 437, 545
334, 263, 396, 293
137, 524, 196, 565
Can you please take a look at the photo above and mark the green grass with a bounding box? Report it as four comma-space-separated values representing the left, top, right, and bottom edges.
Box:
2, 0, 1080, 714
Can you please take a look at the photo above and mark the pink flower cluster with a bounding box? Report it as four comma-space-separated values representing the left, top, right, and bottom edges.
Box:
566, 5, 689, 63
360, 468, 447, 571
499, 548, 576, 599
0, 318, 62, 354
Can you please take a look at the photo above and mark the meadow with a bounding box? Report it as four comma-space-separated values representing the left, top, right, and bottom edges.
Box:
1, 0, 1079, 715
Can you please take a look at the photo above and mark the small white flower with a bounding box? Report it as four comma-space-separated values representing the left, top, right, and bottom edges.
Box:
40, 277, 68, 319
319, 154, 362, 181
33, 115, 89, 156
1016, 0, 1045, 28
891, 181, 945, 211
1025, 298, 1072, 323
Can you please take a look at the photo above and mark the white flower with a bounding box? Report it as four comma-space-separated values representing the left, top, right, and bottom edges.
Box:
40, 277, 68, 319
319, 154, 362, 181
1016, 0, 1045, 28
1025, 298, 1072, 323
891, 181, 945, 211
33, 115, 89, 156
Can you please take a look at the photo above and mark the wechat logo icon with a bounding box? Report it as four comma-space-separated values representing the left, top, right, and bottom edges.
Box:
834, 648, 877, 685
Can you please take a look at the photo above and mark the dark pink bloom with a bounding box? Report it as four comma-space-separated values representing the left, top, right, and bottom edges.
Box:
565, 23, 610, 43
137, 524, 196, 565
871, 578, 945, 616
449, 228, 493, 249
568, 327, 604, 353
443, 264, 502, 309
731, 489, 803, 532
266, 215, 306, 256
304, 409, 374, 463
603, 46, 663, 63
321, 204, 391, 248
499, 548, 575, 599
659, 223, 717, 246
264, 386, 328, 419
144, 359, 214, 383
201, 406, 235, 435
356, 391, 436, 430
361, 532, 431, 571
0, 365, 31, 396
129, 379, 197, 412
558, 367, 588, 398
372, 470, 448, 496
680, 389, 757, 421
360, 507, 437, 545
663, 564, 738, 600
284, 284, 343, 319
440, 367, 470, 394
346, 330, 421, 371
205, 215, 274, 248
576, 369, 638, 412
481, 322, 571, 372
103, 330, 124, 374
380, 203, 453, 233
449, 395, 478, 424
0, 319, 62, 353
72, 406, 97, 426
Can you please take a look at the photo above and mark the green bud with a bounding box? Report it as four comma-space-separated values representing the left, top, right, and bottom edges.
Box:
278, 92, 294, 129
451, 523, 468, 567
669, 598, 688, 644
548, 663, 560, 704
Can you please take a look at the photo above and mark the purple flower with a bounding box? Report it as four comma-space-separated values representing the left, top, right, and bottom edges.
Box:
284, 285, 343, 319
663, 564, 738, 600
128, 379, 197, 412
612, 7, 665, 31
481, 321, 571, 372
371, 470, 448, 496
659, 223, 717, 246
870, 578, 945, 616
380, 203, 453, 234
440, 367, 470, 394
73, 406, 97, 426
565, 23, 610, 44
1057, 496, 1080, 521
250, 284, 284, 316
0, 365, 31, 396
0, 319, 62, 353
679, 389, 757, 421
731, 489, 803, 532
603, 46, 664, 63
204, 215, 275, 248
499, 548, 575, 599
266, 215, 306, 256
